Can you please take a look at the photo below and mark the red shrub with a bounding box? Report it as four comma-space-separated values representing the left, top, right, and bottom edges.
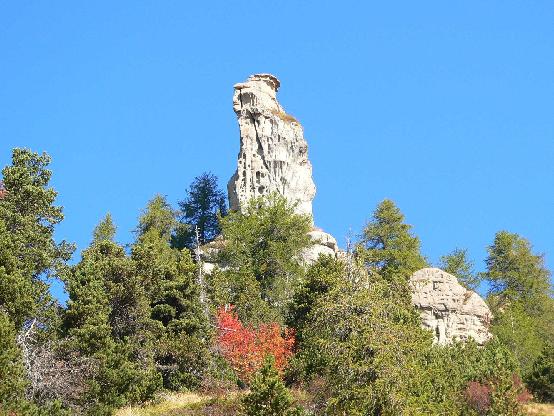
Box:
512, 374, 532, 404
464, 381, 491, 415
216, 306, 295, 383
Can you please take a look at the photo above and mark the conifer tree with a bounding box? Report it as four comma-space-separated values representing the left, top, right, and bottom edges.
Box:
357, 199, 426, 283
287, 255, 345, 342
92, 212, 116, 243
63, 218, 160, 414
439, 248, 479, 291
132, 195, 210, 390
0, 149, 73, 413
242, 355, 303, 416
527, 344, 554, 402
483, 231, 554, 377
218, 193, 312, 322
0, 311, 31, 414
0, 148, 73, 328
174, 172, 227, 249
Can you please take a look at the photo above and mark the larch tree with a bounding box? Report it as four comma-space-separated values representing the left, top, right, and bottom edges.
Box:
439, 248, 480, 291
357, 199, 427, 283
483, 231, 554, 378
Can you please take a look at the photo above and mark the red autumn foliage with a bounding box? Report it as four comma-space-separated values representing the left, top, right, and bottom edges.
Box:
464, 374, 531, 415
464, 381, 491, 415
512, 374, 532, 404
216, 305, 295, 383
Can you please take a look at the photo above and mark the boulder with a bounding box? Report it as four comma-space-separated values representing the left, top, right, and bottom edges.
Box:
409, 267, 492, 345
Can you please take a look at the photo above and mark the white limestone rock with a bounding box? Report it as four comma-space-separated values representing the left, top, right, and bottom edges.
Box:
300, 229, 339, 265
228, 74, 316, 218
409, 268, 492, 345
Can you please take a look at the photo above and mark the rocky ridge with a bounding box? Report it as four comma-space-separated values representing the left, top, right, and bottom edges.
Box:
203, 74, 492, 346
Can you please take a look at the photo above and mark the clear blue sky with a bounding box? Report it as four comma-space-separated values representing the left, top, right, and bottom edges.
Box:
2, 1, 553, 302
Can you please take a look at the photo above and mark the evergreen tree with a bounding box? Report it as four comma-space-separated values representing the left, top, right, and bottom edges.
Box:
0, 149, 73, 414
242, 355, 303, 416
217, 193, 312, 323
132, 195, 210, 390
174, 172, 227, 249
63, 219, 160, 414
0, 311, 31, 414
0, 148, 73, 328
287, 255, 345, 342
209, 267, 277, 326
357, 199, 426, 283
439, 248, 479, 291
484, 231, 552, 308
527, 344, 554, 402
92, 213, 116, 243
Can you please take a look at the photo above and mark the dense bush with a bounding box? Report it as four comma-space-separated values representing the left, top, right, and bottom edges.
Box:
216, 306, 295, 384
242, 355, 304, 416
527, 344, 554, 402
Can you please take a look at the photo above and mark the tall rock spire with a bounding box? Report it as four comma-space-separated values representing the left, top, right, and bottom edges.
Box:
227, 74, 316, 218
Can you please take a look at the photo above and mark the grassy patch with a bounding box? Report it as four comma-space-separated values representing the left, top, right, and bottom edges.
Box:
271, 108, 300, 124
115, 391, 242, 416
524, 402, 554, 416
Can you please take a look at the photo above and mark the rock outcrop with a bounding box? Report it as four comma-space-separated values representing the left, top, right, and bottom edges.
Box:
228, 74, 338, 264
228, 74, 316, 218
409, 268, 492, 345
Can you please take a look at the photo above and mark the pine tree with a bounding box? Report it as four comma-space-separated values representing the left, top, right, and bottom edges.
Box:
0, 148, 73, 328
132, 195, 210, 390
63, 218, 161, 414
527, 344, 554, 402
242, 355, 303, 416
287, 255, 345, 342
174, 172, 227, 249
92, 213, 116, 243
0, 311, 31, 414
0, 149, 73, 413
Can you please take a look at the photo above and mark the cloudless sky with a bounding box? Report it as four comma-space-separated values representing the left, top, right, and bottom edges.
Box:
1, 1, 553, 302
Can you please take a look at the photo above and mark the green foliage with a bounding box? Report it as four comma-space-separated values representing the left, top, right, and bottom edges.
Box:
218, 193, 312, 322
174, 172, 227, 249
209, 267, 278, 326
242, 355, 304, 416
301, 272, 434, 415
63, 220, 161, 414
0, 149, 74, 414
357, 199, 427, 282
485, 231, 552, 306
0, 148, 73, 327
483, 231, 554, 377
287, 255, 345, 343
132, 195, 211, 390
92, 213, 116, 243
136, 194, 177, 241
0, 311, 30, 414
527, 344, 554, 402
439, 248, 480, 291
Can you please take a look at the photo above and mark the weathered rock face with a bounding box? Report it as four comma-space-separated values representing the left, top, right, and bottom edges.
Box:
301, 229, 340, 265
410, 268, 492, 345
228, 74, 316, 218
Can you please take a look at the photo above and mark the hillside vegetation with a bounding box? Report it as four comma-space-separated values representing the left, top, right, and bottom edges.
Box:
0, 148, 553, 415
